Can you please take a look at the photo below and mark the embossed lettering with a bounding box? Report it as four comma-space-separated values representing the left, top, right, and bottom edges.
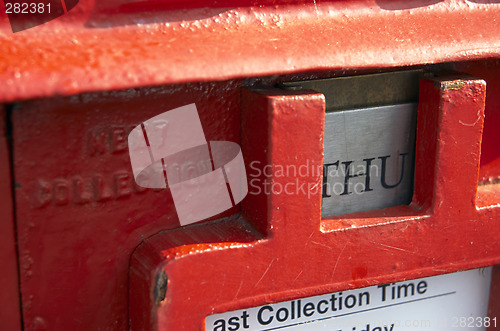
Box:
88, 131, 107, 156
73, 177, 92, 204
94, 175, 114, 202
114, 172, 132, 198
32, 171, 165, 208
53, 179, 70, 206
111, 127, 128, 154
88, 125, 137, 156
33, 180, 51, 208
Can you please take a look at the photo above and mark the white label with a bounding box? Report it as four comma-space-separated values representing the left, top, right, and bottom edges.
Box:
205, 268, 493, 331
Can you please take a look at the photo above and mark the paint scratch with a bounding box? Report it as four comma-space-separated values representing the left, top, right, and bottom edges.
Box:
459, 107, 482, 127
255, 259, 275, 288
234, 280, 244, 300
369, 240, 411, 253
304, 231, 315, 248
377, 242, 408, 252
311, 241, 333, 250
331, 241, 348, 280
293, 270, 303, 283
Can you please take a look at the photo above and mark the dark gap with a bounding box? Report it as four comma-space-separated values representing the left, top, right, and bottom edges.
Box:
5, 102, 24, 330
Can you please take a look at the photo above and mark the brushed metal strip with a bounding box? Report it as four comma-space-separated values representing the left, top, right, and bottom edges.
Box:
321, 103, 417, 217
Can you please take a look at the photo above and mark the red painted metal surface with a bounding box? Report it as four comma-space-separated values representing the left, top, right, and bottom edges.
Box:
1, 1, 500, 103
129, 75, 500, 330
12, 83, 242, 330
454, 60, 500, 185
0, 0, 499, 328
0, 107, 22, 331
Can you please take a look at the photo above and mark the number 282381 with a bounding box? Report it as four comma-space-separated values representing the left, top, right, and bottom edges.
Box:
5, 3, 51, 14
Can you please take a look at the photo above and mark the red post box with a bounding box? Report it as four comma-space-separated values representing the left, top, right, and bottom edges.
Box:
0, 1, 499, 330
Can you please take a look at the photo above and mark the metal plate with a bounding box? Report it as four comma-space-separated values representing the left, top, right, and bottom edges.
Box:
322, 103, 417, 217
